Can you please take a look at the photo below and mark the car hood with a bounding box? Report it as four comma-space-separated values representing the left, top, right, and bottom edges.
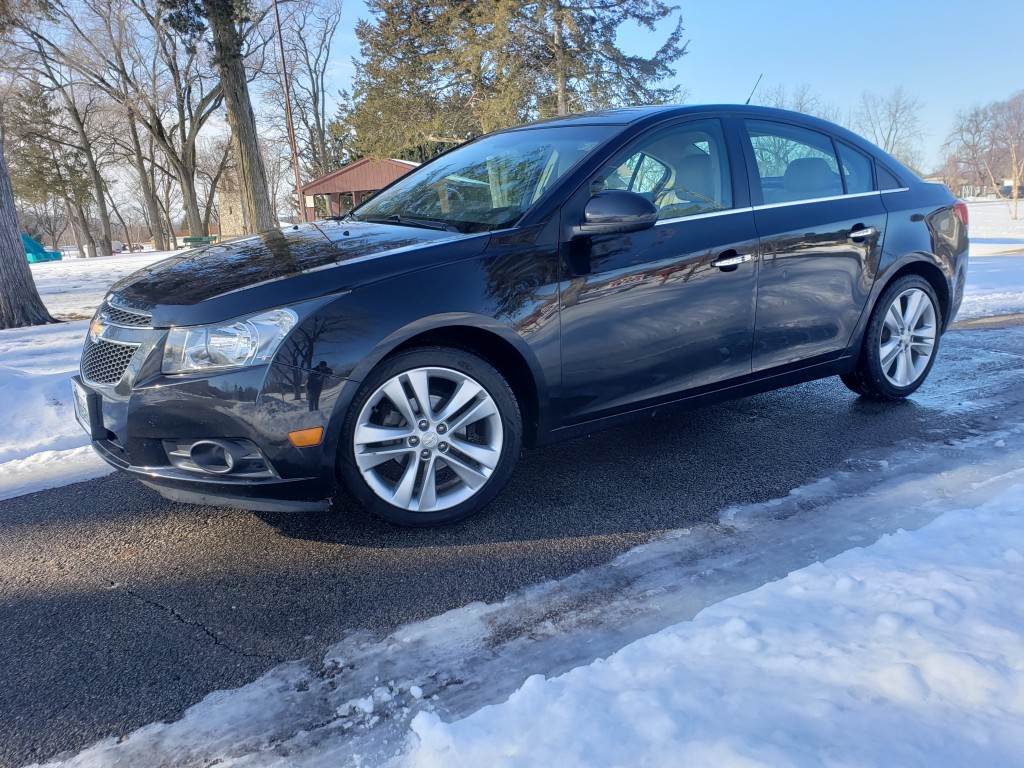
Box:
108, 221, 480, 326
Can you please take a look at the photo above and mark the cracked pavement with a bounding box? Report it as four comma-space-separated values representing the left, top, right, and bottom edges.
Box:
1, 324, 1023, 768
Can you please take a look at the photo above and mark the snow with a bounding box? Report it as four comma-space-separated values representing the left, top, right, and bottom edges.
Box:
0, 321, 113, 500
406, 479, 1024, 768
28, 250, 173, 320
958, 254, 1024, 319
0, 251, 173, 499
5, 207, 1024, 767
960, 199, 1024, 247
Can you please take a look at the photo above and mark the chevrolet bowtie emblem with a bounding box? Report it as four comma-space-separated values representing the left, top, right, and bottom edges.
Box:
89, 316, 108, 344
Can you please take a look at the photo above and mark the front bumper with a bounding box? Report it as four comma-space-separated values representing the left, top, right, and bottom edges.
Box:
90, 435, 331, 512
73, 363, 351, 512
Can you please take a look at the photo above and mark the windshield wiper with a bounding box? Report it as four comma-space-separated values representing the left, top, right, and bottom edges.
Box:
362, 214, 460, 233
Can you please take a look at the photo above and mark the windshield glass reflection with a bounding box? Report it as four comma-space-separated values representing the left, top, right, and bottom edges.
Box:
354, 126, 615, 234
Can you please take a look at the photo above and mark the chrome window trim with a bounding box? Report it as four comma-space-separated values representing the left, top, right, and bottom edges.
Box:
616, 187, 914, 227
655, 206, 754, 226
752, 190, 881, 211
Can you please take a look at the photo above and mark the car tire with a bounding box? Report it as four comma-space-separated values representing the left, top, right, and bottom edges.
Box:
841, 275, 942, 400
338, 346, 522, 526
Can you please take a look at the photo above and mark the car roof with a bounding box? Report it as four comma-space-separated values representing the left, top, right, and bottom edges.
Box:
505, 104, 817, 129
503, 103, 918, 181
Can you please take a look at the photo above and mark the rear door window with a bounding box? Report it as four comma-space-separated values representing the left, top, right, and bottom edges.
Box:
745, 119, 843, 204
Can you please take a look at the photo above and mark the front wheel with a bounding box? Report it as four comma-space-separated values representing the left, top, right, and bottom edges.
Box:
339, 346, 522, 526
841, 275, 942, 400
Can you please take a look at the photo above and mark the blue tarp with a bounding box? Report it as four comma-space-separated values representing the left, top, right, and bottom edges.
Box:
21, 234, 62, 263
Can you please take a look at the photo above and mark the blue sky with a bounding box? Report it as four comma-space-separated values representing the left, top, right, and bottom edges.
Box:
326, 0, 1024, 171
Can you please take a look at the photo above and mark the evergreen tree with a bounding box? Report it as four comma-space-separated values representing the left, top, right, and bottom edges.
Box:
344, 0, 688, 160
5, 81, 94, 216
346, 0, 477, 161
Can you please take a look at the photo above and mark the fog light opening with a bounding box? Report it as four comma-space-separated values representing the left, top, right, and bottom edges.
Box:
189, 440, 237, 474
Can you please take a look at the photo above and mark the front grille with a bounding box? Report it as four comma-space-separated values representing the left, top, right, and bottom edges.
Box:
82, 338, 139, 385
102, 302, 152, 327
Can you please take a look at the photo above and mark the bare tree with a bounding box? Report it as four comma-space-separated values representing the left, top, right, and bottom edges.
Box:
944, 105, 993, 197
18, 39, 117, 255
162, 0, 278, 233
756, 83, 845, 124
946, 92, 1024, 219
987, 93, 1024, 219
196, 134, 233, 233
15, 0, 228, 237
853, 86, 924, 172
18, 198, 70, 248
270, 0, 343, 179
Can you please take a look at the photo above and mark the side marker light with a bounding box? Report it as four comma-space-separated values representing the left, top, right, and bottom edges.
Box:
288, 427, 324, 447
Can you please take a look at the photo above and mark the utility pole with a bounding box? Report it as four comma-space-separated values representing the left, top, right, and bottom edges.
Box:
273, 0, 306, 223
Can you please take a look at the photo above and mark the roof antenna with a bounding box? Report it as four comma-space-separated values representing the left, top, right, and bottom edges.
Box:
745, 73, 764, 105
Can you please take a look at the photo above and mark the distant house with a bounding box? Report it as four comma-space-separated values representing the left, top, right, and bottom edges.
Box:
300, 158, 419, 220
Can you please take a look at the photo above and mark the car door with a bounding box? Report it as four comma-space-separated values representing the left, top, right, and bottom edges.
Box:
741, 118, 887, 372
557, 117, 760, 423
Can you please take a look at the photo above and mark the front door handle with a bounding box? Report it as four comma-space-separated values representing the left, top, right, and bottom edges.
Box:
848, 226, 878, 240
711, 253, 754, 269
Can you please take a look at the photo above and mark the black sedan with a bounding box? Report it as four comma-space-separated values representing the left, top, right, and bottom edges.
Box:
72, 105, 969, 525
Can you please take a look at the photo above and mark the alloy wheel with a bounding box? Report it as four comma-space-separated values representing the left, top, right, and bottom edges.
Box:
351, 366, 504, 513
878, 287, 937, 388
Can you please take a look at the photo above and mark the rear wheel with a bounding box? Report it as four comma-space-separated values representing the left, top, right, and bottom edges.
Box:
841, 275, 941, 400
339, 346, 522, 526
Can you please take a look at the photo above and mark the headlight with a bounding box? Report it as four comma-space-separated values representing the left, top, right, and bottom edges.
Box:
162, 308, 299, 374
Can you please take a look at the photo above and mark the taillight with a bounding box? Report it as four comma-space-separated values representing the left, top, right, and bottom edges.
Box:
953, 200, 969, 231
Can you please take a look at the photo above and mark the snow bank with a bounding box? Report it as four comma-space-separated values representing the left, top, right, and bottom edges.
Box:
963, 200, 1024, 241
0, 321, 111, 499
406, 481, 1024, 767
959, 254, 1024, 319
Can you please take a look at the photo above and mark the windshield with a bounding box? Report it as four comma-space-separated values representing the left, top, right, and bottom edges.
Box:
353, 126, 617, 233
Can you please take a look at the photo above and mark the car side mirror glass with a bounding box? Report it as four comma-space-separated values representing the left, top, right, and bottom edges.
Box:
573, 190, 659, 238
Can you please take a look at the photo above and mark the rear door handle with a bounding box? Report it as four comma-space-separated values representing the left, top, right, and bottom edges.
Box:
848, 226, 878, 240
711, 253, 754, 269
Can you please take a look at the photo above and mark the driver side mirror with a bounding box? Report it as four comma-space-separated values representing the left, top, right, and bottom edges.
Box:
573, 190, 659, 238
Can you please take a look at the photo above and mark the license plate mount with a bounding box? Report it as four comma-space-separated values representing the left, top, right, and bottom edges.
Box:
71, 378, 106, 440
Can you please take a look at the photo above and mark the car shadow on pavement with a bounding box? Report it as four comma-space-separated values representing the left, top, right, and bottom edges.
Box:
257, 380, 943, 550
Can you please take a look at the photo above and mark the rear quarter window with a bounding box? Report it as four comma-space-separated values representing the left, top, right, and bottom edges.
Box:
837, 142, 875, 194
877, 164, 905, 190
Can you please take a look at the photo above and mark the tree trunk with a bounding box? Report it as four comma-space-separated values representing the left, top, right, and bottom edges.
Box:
205, 7, 276, 234
74, 202, 97, 258
76, 119, 113, 256
182, 177, 206, 237
128, 117, 166, 250
552, 1, 568, 116
208, 10, 276, 233
0, 136, 56, 329
107, 193, 132, 251
160, 147, 206, 238
66, 201, 86, 259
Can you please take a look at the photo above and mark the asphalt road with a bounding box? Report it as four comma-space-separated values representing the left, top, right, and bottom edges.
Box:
2, 325, 1023, 767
